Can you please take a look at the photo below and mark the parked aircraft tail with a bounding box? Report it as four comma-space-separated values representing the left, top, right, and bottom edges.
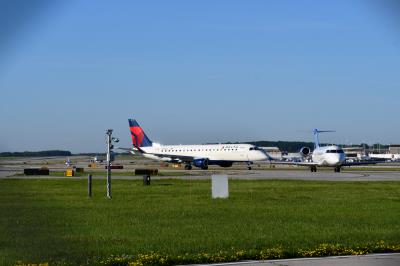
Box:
313, 129, 335, 149
128, 119, 153, 149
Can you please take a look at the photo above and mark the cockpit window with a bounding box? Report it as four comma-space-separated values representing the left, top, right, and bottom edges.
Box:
327, 150, 344, 154
249, 147, 260, 151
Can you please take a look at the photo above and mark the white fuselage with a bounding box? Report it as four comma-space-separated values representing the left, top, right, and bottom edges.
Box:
311, 145, 346, 166
141, 143, 267, 163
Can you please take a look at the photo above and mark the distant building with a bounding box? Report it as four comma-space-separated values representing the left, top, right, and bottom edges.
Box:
367, 144, 400, 161
389, 144, 400, 154
342, 146, 366, 161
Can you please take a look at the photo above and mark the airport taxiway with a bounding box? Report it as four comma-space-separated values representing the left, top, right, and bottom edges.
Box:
2, 168, 400, 181
1, 156, 400, 181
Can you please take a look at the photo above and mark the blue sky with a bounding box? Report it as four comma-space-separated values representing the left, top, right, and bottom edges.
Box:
1, 0, 399, 153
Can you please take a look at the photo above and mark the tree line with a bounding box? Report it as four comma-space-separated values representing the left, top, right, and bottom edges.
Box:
0, 142, 390, 157
0, 150, 72, 157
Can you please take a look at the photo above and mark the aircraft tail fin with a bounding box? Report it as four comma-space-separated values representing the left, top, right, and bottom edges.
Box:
128, 119, 153, 149
313, 129, 335, 149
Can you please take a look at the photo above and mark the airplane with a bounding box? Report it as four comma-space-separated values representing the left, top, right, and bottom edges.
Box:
268, 129, 381, 172
368, 153, 400, 162
91, 156, 104, 163
127, 118, 269, 170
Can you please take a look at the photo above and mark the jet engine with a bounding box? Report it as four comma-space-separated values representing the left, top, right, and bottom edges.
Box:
299, 147, 311, 156
193, 158, 209, 170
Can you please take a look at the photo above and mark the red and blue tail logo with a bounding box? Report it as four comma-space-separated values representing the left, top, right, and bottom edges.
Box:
128, 119, 153, 148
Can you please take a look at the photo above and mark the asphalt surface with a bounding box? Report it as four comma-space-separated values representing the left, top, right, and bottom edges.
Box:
190, 253, 400, 266
176, 169, 400, 181
2, 168, 400, 181
0, 169, 15, 179
2, 156, 400, 182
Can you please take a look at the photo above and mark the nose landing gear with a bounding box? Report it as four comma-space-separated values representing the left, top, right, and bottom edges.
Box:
334, 166, 341, 173
310, 166, 317, 172
184, 164, 192, 170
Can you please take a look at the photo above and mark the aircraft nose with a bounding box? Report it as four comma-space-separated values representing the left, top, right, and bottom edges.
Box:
330, 154, 344, 165
326, 154, 340, 165
259, 151, 269, 160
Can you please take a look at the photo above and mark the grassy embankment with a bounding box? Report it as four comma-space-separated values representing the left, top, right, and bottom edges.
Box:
0, 179, 399, 265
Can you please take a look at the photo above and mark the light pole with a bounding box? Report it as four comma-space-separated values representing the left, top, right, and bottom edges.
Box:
105, 129, 119, 199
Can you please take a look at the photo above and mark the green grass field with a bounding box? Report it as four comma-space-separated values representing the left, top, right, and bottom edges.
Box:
1, 179, 400, 265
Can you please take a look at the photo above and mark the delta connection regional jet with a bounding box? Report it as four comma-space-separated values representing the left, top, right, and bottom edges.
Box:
127, 119, 268, 170
270, 129, 379, 172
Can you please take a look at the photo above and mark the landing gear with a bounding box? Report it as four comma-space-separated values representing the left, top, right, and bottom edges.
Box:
201, 165, 208, 170
184, 164, 192, 170
310, 166, 317, 172
334, 166, 341, 173
247, 161, 252, 170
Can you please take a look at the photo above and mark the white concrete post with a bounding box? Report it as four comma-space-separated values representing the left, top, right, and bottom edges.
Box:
212, 175, 229, 199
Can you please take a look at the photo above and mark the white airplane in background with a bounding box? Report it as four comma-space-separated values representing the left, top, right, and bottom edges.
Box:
91, 156, 104, 163
368, 153, 400, 162
126, 119, 268, 170
269, 129, 380, 172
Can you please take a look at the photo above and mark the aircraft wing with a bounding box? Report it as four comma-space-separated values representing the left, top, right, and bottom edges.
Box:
269, 161, 319, 166
145, 152, 199, 163
119, 146, 207, 163
117, 147, 135, 151
271, 160, 384, 167
117, 147, 137, 154
341, 161, 380, 166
